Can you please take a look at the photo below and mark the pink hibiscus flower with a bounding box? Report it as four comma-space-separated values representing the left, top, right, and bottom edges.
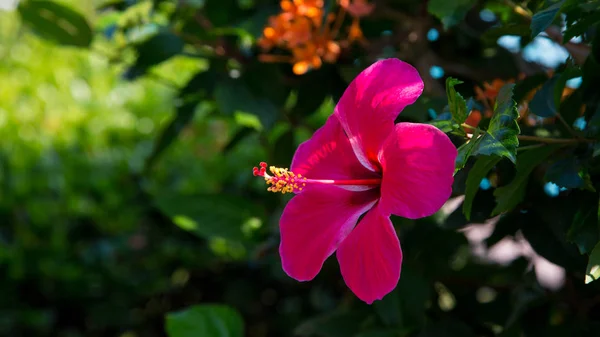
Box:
253, 58, 457, 304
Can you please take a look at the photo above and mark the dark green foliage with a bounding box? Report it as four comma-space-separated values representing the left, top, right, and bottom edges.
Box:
3, 0, 600, 337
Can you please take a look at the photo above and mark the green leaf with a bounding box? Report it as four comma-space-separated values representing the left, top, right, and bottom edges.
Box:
155, 193, 263, 241
567, 199, 600, 255
481, 24, 531, 45
530, 1, 565, 38
445, 78, 468, 124
493, 144, 563, 215
585, 241, 600, 284
427, 0, 477, 29
553, 68, 582, 109
454, 129, 481, 173
563, 11, 600, 42
544, 157, 584, 189
513, 72, 549, 104
529, 77, 559, 118
144, 69, 217, 170
294, 310, 366, 337
528, 68, 581, 121
472, 84, 520, 163
214, 78, 278, 130
165, 305, 244, 337
430, 119, 455, 133
18, 0, 93, 47
355, 330, 400, 337
125, 30, 185, 80
463, 156, 501, 220
374, 288, 401, 327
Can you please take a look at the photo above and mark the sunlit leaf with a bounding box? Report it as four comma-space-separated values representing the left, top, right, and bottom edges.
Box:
125, 30, 185, 80
165, 305, 244, 337
18, 0, 93, 47
472, 84, 520, 163
155, 193, 263, 241
463, 156, 501, 220
585, 241, 600, 284
493, 144, 564, 215
445, 78, 468, 124
430, 119, 455, 133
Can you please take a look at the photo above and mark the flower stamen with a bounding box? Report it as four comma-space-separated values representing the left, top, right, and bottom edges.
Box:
253, 162, 307, 194
253, 162, 381, 194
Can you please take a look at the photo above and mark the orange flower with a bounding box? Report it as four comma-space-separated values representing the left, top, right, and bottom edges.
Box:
259, 0, 371, 74
463, 110, 482, 131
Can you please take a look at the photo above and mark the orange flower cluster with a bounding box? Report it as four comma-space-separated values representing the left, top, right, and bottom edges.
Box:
258, 0, 373, 75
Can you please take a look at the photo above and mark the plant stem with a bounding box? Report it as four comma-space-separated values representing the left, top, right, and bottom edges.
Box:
517, 135, 595, 144
517, 144, 547, 152
459, 124, 596, 144
461, 123, 477, 131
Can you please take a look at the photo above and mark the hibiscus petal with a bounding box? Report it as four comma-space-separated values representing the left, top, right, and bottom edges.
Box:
334, 58, 424, 170
378, 123, 457, 219
336, 206, 402, 304
291, 114, 378, 181
279, 185, 379, 281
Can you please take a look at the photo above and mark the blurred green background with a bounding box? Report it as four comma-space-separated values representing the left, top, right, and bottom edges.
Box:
1, 0, 600, 336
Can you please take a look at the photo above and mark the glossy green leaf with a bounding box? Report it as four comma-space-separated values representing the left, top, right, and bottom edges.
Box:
472, 84, 520, 163
493, 144, 563, 215
530, 1, 564, 38
18, 0, 93, 47
585, 241, 600, 283
463, 156, 501, 220
165, 305, 244, 337
445, 78, 468, 124
427, 0, 477, 29
155, 194, 263, 241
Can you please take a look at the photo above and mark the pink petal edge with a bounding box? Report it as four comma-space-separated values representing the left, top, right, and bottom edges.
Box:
334, 58, 424, 171
279, 185, 379, 281
336, 206, 402, 304
378, 122, 457, 219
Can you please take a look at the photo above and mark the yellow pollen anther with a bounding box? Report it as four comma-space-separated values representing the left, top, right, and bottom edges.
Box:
261, 165, 307, 194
